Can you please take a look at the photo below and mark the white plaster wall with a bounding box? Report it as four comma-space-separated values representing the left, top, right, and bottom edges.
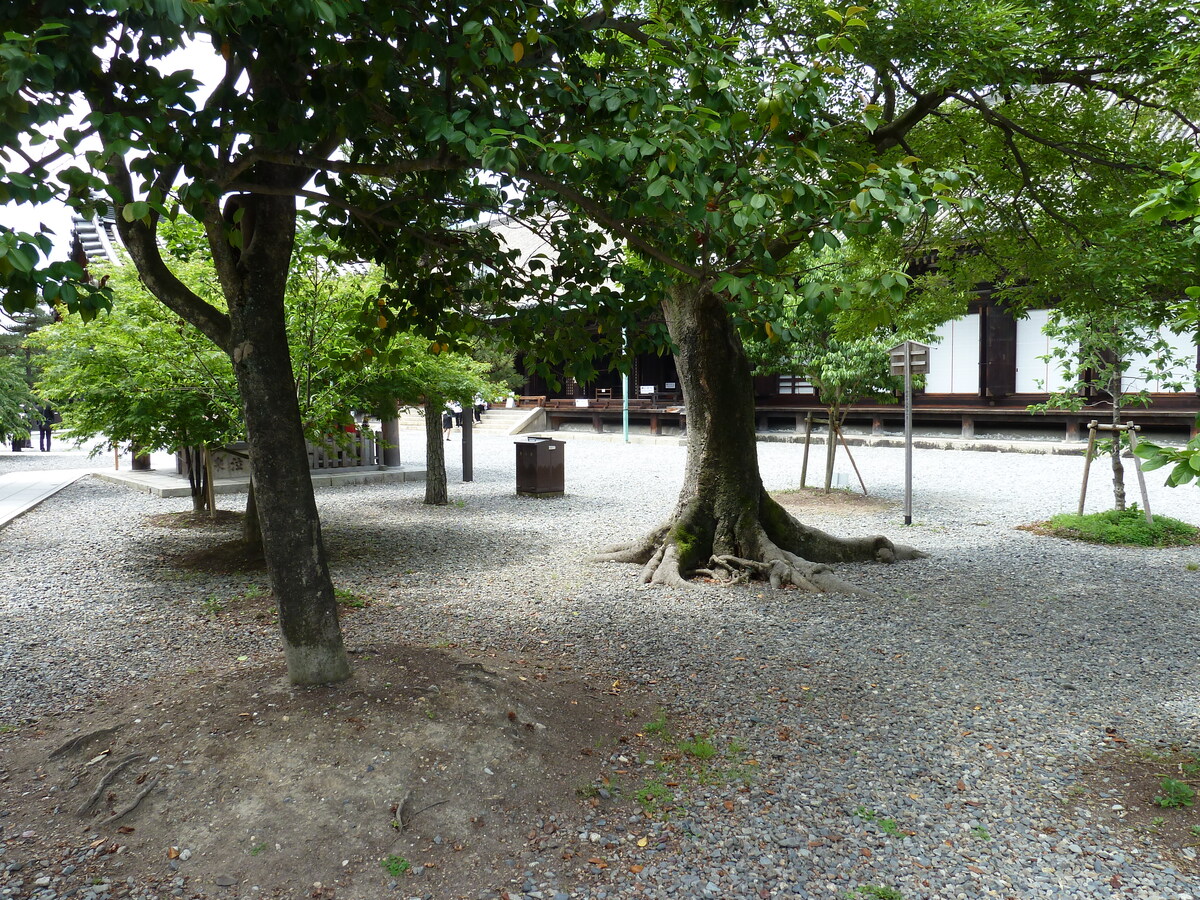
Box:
925, 313, 980, 394
1121, 327, 1199, 393
1015, 309, 1074, 394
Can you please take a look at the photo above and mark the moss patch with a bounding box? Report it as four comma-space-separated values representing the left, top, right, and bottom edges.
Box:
1022, 508, 1200, 548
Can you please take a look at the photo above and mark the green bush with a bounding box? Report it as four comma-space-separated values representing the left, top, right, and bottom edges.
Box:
1041, 508, 1200, 547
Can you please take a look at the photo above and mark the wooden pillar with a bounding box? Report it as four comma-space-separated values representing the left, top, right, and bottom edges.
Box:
650, 414, 660, 436
592, 413, 602, 433
872, 416, 883, 436
961, 416, 975, 439
380, 414, 401, 467
461, 415, 473, 483
1064, 419, 1080, 442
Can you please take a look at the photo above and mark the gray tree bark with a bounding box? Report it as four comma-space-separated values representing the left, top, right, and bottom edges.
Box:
224, 184, 350, 684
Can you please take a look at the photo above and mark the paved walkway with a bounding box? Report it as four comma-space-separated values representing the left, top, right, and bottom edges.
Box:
0, 468, 98, 529
0, 462, 428, 529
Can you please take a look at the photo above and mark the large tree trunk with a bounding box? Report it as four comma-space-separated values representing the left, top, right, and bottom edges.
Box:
596, 283, 923, 593
227, 187, 350, 685
424, 399, 449, 506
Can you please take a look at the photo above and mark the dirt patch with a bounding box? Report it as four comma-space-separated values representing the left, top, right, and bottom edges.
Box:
147, 511, 245, 530
1076, 736, 1200, 878
173, 538, 268, 575
0, 646, 650, 899
771, 487, 895, 516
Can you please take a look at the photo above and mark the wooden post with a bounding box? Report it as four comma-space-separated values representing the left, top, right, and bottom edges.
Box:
1078, 420, 1098, 516
462, 413, 473, 483
203, 445, 216, 518
1125, 422, 1153, 524
903, 350, 913, 524
799, 412, 813, 489
835, 420, 868, 496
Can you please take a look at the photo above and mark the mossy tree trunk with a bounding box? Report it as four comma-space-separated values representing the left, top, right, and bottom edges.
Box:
596, 283, 923, 592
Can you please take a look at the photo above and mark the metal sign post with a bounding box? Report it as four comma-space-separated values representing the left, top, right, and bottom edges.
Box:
888, 341, 930, 526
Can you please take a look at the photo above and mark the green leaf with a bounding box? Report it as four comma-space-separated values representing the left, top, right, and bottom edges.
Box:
647, 176, 670, 198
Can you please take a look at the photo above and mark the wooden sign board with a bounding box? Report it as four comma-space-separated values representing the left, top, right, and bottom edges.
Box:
888, 340, 930, 376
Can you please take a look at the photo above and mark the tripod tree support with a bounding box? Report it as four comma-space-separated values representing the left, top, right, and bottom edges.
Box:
1077, 420, 1153, 523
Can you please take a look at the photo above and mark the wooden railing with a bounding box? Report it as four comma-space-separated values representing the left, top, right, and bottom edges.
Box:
306, 431, 380, 469
179, 431, 381, 477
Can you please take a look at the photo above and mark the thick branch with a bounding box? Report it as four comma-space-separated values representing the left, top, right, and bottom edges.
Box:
871, 83, 955, 152
107, 155, 232, 351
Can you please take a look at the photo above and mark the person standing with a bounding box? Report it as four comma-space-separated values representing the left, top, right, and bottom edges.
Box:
38, 405, 54, 452
442, 407, 453, 440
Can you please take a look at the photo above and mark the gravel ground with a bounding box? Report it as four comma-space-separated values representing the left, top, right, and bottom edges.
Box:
3, 432, 1200, 899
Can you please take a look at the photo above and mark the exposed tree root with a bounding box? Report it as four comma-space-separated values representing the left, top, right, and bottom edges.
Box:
596, 494, 926, 596
49, 725, 122, 760
77, 753, 145, 817
592, 525, 668, 566
97, 776, 158, 827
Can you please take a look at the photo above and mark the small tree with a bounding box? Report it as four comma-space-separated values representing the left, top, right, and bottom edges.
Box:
347, 332, 503, 506
1030, 302, 1197, 510
749, 318, 905, 492
746, 246, 957, 492
28, 268, 244, 510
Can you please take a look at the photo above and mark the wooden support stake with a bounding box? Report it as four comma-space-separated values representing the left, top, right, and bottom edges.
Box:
834, 420, 868, 496
203, 445, 216, 518
799, 412, 813, 488
1078, 421, 1098, 516
1125, 422, 1153, 524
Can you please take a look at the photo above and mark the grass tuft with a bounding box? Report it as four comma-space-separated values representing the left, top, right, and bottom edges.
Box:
1033, 508, 1200, 548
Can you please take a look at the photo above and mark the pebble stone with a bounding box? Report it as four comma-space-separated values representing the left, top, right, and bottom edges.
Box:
2, 429, 1200, 899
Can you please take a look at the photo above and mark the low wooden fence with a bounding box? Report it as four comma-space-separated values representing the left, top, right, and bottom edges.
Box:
178, 431, 381, 477
307, 430, 380, 469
